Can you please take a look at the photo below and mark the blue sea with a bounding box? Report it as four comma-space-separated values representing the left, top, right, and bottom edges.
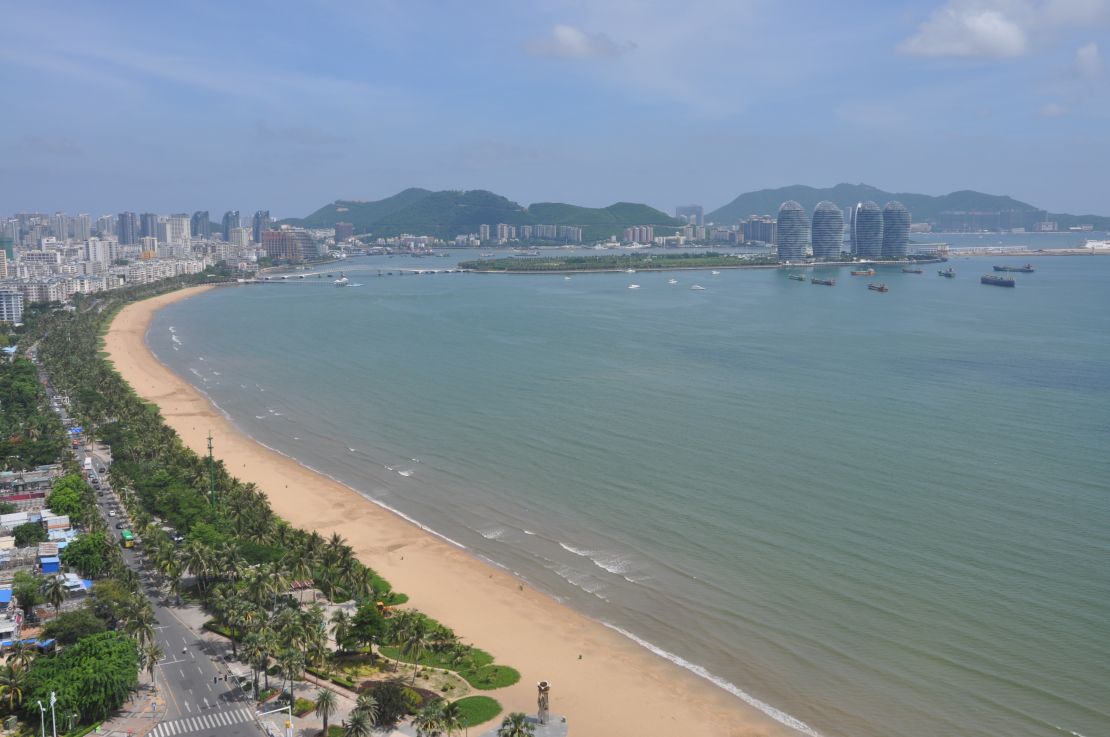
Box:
149, 245, 1110, 737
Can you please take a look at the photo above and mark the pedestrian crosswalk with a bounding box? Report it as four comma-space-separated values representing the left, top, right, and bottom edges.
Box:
149, 708, 254, 737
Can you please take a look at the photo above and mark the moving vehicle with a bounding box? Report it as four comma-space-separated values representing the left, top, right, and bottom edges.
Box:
868, 283, 889, 292
120, 530, 134, 548
850, 268, 876, 276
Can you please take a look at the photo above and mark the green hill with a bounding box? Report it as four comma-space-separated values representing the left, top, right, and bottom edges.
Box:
283, 189, 682, 241
707, 183, 1041, 224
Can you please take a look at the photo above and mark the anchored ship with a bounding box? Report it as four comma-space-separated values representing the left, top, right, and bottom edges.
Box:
981, 274, 1016, 287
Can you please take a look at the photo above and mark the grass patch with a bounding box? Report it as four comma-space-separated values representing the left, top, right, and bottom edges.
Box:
378, 645, 520, 690
326, 727, 344, 737
293, 697, 315, 717
453, 696, 501, 726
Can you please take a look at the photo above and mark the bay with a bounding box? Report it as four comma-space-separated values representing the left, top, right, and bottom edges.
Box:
149, 252, 1110, 737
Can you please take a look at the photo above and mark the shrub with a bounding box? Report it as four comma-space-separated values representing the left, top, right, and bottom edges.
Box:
454, 696, 502, 727
292, 697, 315, 717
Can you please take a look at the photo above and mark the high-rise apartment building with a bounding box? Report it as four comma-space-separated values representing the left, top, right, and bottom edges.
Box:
222, 210, 240, 241
230, 227, 250, 249
162, 215, 191, 246
0, 290, 24, 324
479, 224, 490, 242
262, 228, 314, 262
881, 202, 910, 259
775, 201, 808, 261
623, 226, 654, 243
96, 215, 116, 236
676, 205, 704, 226
850, 202, 883, 259
334, 222, 354, 242
85, 237, 111, 267
191, 211, 211, 239
557, 225, 582, 243
742, 216, 776, 244
252, 210, 271, 243
72, 214, 91, 241
118, 212, 139, 245
51, 213, 68, 242
811, 201, 844, 260
140, 213, 159, 240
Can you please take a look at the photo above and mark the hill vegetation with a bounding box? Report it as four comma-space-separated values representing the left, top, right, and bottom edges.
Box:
707, 183, 1042, 224
283, 189, 683, 241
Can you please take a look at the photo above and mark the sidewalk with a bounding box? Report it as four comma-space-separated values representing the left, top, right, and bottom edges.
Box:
98, 683, 166, 737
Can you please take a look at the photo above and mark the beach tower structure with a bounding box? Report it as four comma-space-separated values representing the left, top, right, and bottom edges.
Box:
850, 201, 884, 259
775, 200, 808, 262
811, 201, 844, 260
537, 681, 551, 725
882, 201, 911, 259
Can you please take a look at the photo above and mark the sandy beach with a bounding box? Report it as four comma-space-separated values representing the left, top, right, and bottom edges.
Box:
104, 285, 793, 737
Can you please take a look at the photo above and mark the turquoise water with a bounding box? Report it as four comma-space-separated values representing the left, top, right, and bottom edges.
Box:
150, 254, 1110, 737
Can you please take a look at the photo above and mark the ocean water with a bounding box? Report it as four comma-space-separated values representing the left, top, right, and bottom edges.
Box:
149, 253, 1110, 737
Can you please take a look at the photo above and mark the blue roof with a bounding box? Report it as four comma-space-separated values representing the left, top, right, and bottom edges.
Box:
40, 556, 60, 564
0, 590, 11, 604
1, 347, 16, 355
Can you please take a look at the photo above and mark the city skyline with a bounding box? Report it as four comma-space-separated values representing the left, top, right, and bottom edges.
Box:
2, 1, 1108, 217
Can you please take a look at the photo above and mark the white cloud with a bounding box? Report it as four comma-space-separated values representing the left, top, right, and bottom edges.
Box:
1075, 42, 1102, 78
527, 24, 630, 59
1039, 101, 1067, 116
900, 2, 1030, 58
900, 0, 1110, 59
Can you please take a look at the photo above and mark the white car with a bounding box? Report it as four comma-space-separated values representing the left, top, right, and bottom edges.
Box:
108, 511, 116, 517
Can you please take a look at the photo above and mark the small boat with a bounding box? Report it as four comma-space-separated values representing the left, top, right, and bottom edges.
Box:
981, 274, 1016, 287
690, 284, 706, 291
938, 268, 955, 278
787, 273, 806, 281
626, 268, 636, 273
811, 278, 836, 286
901, 267, 923, 274
334, 272, 349, 287
850, 268, 876, 276
628, 284, 640, 289
993, 264, 1035, 273
868, 283, 889, 292
667, 278, 678, 285
711, 270, 721, 275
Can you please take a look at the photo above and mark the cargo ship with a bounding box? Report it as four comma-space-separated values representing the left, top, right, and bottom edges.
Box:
811, 277, 836, 286
788, 273, 807, 281
981, 274, 1015, 287
902, 267, 923, 274
938, 268, 956, 278
868, 283, 889, 292
993, 264, 1034, 273
850, 268, 876, 276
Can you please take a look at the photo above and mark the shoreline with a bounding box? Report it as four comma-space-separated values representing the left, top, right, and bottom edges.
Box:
103, 285, 798, 737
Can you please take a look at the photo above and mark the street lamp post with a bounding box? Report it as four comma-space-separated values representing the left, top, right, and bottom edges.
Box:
36, 700, 45, 737
49, 692, 57, 737
257, 703, 294, 737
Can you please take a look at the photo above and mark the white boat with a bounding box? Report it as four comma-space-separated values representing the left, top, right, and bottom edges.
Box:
626, 268, 636, 273
334, 272, 349, 287
628, 284, 641, 289
667, 278, 678, 285
564, 276, 571, 280
690, 284, 706, 290
711, 270, 721, 275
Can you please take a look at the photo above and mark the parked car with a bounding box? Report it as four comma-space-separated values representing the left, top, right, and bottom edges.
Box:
108, 510, 116, 517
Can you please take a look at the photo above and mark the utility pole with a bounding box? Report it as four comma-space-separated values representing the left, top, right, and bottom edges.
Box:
207, 432, 217, 509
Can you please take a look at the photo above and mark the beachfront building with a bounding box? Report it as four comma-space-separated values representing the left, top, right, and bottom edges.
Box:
882, 201, 911, 259
811, 201, 844, 260
775, 201, 808, 261
851, 201, 883, 259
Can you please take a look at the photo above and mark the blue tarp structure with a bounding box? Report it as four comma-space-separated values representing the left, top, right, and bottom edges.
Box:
0, 590, 12, 605
40, 556, 60, 573
68, 426, 83, 435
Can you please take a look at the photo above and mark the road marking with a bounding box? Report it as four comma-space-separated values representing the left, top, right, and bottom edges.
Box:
150, 709, 253, 737
183, 700, 191, 713
196, 665, 203, 675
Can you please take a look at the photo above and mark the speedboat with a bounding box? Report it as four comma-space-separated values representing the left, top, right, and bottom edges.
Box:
667, 278, 678, 285
628, 284, 641, 289
690, 284, 706, 291
711, 270, 721, 275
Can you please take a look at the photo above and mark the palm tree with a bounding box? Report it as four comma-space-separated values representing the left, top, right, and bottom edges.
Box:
0, 662, 26, 712
413, 701, 445, 737
182, 540, 212, 594
440, 700, 465, 737
314, 688, 338, 735
41, 575, 67, 615
399, 617, 429, 685
354, 692, 378, 726
7, 641, 37, 670
143, 642, 163, 692
344, 709, 372, 737
497, 713, 535, 737
241, 633, 267, 695
330, 609, 351, 653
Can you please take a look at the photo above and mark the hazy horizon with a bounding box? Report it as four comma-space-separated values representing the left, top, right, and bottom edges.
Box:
4, 1, 1108, 217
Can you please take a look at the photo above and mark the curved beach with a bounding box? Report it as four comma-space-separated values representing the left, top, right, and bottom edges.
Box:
104, 285, 792, 737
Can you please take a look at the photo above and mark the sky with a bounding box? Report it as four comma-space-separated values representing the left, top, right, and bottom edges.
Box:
2, 0, 1108, 218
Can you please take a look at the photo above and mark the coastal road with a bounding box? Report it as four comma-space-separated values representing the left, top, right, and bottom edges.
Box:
38, 367, 269, 737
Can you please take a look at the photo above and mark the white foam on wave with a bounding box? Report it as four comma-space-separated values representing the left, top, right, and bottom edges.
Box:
559, 542, 592, 557
523, 529, 536, 535
559, 542, 637, 578
480, 527, 509, 541
171, 334, 182, 345
397, 469, 413, 477
552, 564, 609, 601
602, 623, 824, 737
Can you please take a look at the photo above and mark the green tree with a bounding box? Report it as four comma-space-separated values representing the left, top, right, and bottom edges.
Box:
349, 600, 387, 654
21, 631, 139, 724
12, 572, 42, 619
41, 608, 108, 645
0, 661, 27, 712
13, 522, 48, 548
413, 700, 445, 737
497, 713, 536, 737
370, 681, 411, 726
399, 616, 429, 685
46, 475, 89, 520
354, 692, 378, 726
142, 642, 163, 692
60, 530, 113, 578
313, 688, 338, 735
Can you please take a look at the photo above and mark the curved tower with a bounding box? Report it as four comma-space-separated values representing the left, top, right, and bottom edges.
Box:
882, 201, 910, 259
811, 201, 844, 260
851, 201, 883, 259
776, 200, 808, 262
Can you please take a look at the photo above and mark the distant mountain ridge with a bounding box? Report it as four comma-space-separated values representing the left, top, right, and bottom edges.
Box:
283, 189, 683, 241
707, 183, 1046, 224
